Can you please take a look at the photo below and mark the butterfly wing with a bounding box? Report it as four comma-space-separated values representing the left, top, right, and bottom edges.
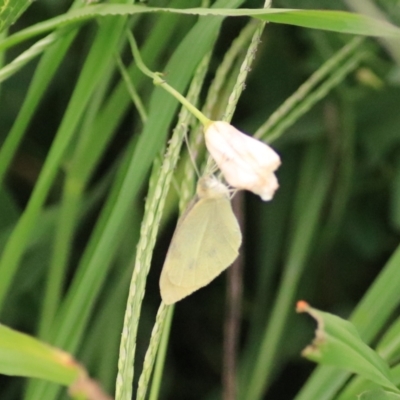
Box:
160, 196, 241, 304
159, 267, 199, 305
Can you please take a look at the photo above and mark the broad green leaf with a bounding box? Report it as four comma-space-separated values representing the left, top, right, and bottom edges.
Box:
0, 0, 32, 33
1, 5, 400, 52
297, 301, 399, 393
0, 323, 79, 385
358, 389, 400, 400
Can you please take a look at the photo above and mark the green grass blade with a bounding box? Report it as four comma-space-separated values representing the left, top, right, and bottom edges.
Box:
2, 5, 399, 52
0, 0, 32, 33
298, 302, 398, 393
0, 28, 76, 186
359, 389, 400, 400
0, 324, 79, 385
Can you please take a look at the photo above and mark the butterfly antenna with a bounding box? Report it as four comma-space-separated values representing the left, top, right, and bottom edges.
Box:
229, 187, 238, 200
184, 129, 200, 178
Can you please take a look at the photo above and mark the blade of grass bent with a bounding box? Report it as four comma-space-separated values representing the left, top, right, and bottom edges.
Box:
2, 6, 400, 52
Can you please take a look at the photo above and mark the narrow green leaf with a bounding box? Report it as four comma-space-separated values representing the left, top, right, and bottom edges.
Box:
2, 5, 400, 52
297, 301, 399, 393
0, 0, 32, 33
0, 324, 79, 385
377, 317, 400, 363
358, 389, 400, 400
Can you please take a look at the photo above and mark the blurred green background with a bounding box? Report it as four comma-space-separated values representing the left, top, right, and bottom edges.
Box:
1, 0, 400, 399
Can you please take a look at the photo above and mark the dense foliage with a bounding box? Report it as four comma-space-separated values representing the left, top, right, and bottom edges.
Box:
1, 0, 400, 399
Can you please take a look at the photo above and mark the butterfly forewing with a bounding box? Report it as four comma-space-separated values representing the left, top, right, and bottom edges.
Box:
194, 197, 241, 284
159, 176, 242, 304
166, 196, 241, 288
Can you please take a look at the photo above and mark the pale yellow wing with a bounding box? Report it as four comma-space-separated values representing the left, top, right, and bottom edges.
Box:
160, 265, 200, 305
160, 196, 241, 305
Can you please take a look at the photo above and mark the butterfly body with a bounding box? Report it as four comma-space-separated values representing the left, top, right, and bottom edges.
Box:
160, 176, 242, 304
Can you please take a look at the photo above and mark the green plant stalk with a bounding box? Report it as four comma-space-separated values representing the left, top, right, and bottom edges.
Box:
265, 51, 365, 143
136, 303, 170, 400
0, 0, 33, 33
0, 33, 54, 83
37, 87, 118, 332
127, 32, 211, 127
242, 144, 331, 399
204, 8, 268, 176
2, 4, 400, 53
198, 56, 246, 177
223, 12, 268, 122
203, 21, 257, 120
254, 36, 363, 141
115, 103, 190, 400
178, 53, 212, 213
116, 54, 148, 123
148, 306, 174, 400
